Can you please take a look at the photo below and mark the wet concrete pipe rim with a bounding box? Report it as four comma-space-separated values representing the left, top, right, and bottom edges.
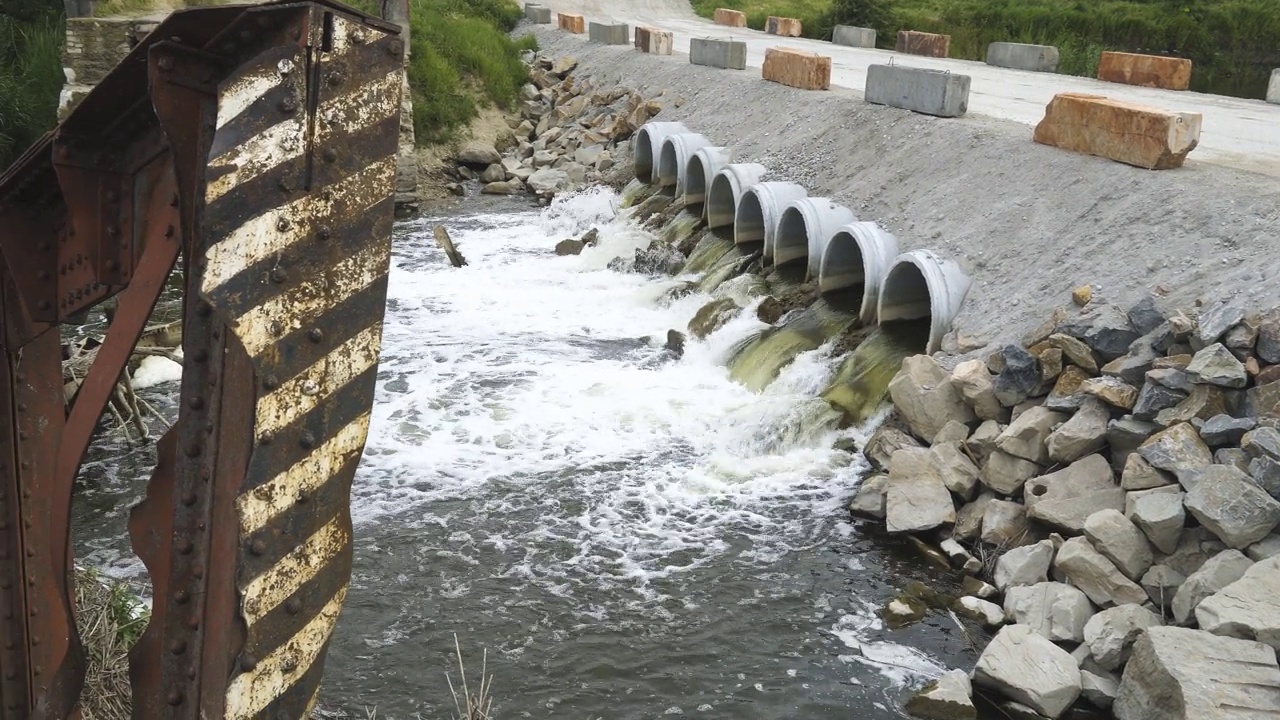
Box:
657, 132, 711, 196
734, 180, 807, 253
705, 162, 767, 230
633, 121, 689, 184
683, 146, 733, 220
772, 197, 857, 276
877, 249, 973, 355
818, 221, 900, 326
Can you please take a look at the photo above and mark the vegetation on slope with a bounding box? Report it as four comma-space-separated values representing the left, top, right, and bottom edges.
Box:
691, 0, 1280, 98
0, 0, 63, 170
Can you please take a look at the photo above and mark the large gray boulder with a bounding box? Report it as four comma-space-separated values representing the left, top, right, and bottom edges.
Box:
1114, 626, 1280, 720
1138, 423, 1212, 487
1194, 556, 1280, 650
950, 359, 1004, 421
994, 539, 1055, 591
1120, 453, 1173, 491
456, 141, 501, 167
1083, 604, 1163, 670
980, 450, 1039, 496
885, 448, 955, 533
997, 406, 1067, 464
982, 499, 1034, 547
527, 167, 572, 195
1170, 549, 1254, 625
1140, 565, 1185, 610
974, 625, 1082, 719
932, 442, 980, 501
889, 355, 978, 443
1084, 509, 1155, 581
1025, 454, 1125, 533
1184, 464, 1280, 549
1185, 343, 1248, 388
1046, 398, 1110, 463
849, 473, 889, 519
905, 669, 976, 720
954, 492, 994, 542
1003, 581, 1094, 643
1055, 536, 1148, 607
1126, 488, 1185, 554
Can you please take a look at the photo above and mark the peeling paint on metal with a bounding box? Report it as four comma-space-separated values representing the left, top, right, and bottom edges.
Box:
205, 117, 306, 204
254, 324, 381, 434
217, 64, 288, 130
241, 516, 349, 624
315, 69, 401, 145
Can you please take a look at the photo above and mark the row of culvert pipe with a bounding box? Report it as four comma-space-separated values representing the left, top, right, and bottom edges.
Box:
633, 121, 972, 355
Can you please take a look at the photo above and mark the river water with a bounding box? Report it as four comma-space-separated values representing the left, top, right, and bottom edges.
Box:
73, 187, 989, 719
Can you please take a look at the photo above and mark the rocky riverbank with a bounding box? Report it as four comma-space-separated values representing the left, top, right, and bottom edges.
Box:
857, 295, 1280, 719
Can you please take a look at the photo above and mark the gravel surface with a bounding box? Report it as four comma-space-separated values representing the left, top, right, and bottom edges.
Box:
529, 25, 1280, 350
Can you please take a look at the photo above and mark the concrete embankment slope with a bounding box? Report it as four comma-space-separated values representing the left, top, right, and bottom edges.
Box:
544, 0, 1280, 178
527, 25, 1280, 350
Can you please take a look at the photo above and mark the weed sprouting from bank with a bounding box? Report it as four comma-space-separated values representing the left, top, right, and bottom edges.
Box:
446, 634, 494, 720
74, 567, 148, 720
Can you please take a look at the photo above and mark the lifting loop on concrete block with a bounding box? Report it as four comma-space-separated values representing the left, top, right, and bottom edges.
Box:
657, 132, 711, 196
772, 197, 857, 276
877, 249, 973, 354
633, 121, 689, 184
817, 221, 899, 325
706, 163, 767, 229
683, 146, 733, 219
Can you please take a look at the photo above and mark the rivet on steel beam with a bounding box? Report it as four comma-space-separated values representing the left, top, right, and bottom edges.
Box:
175, 590, 190, 604
37, 271, 48, 281
300, 432, 317, 449
276, 217, 290, 231
185, 442, 202, 458
192, 564, 204, 579
197, 301, 212, 317
177, 538, 193, 555
389, 39, 404, 55
106, 190, 120, 203
158, 56, 174, 72
200, 467, 211, 481
171, 193, 179, 207
107, 225, 119, 237
36, 301, 50, 312
169, 639, 187, 655
105, 259, 118, 271
239, 655, 258, 672
187, 616, 199, 630
327, 72, 342, 87
271, 268, 288, 284
249, 538, 267, 556
186, 665, 196, 680
16, 432, 25, 441
192, 349, 209, 363
308, 328, 323, 343
181, 490, 197, 506
317, 225, 332, 240
29, 636, 37, 646
285, 597, 302, 615
323, 148, 337, 163
167, 691, 183, 706
263, 375, 279, 391
260, 432, 273, 445
280, 96, 298, 114
278, 177, 295, 193
188, 396, 205, 410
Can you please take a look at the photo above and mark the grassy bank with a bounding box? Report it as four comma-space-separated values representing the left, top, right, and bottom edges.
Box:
691, 0, 1280, 98
0, 13, 63, 170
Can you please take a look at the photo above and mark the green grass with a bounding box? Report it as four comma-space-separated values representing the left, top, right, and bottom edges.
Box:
691, 0, 1280, 98
0, 13, 63, 171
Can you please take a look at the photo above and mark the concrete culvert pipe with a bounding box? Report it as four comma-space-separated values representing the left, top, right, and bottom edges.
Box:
817, 222, 900, 326
706, 163, 767, 229
658, 133, 711, 195
633, 121, 689, 184
683, 146, 733, 219
877, 249, 973, 355
772, 197, 856, 275
733, 181, 806, 251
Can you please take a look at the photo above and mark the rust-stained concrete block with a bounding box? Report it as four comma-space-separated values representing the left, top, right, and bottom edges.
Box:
635, 26, 673, 55
765, 16, 802, 37
896, 30, 950, 58
557, 12, 585, 34
713, 8, 747, 27
762, 46, 831, 91
1097, 51, 1192, 91
1033, 93, 1202, 170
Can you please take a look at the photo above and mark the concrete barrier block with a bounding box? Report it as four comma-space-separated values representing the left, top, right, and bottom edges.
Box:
864, 64, 969, 117
986, 42, 1059, 73
1268, 69, 1280, 104
762, 46, 831, 91
691, 37, 747, 70
557, 13, 585, 34
1033, 93, 1201, 170
765, 16, 803, 37
1096, 51, 1192, 91
524, 4, 551, 24
635, 26, 673, 56
896, 30, 950, 58
832, 25, 876, 48
713, 8, 747, 27
589, 21, 629, 45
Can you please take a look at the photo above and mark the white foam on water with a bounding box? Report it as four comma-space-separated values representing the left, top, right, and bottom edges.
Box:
355, 187, 866, 597
830, 601, 946, 687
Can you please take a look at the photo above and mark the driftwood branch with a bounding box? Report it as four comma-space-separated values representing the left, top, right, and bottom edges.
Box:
434, 225, 468, 268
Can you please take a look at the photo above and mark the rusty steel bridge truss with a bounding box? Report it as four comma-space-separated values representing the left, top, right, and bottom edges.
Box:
0, 1, 402, 716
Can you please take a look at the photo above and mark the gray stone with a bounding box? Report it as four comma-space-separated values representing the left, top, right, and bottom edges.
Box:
934, 419, 971, 445
1045, 366, 1090, 411
689, 37, 747, 70
1113, 626, 1280, 720
1025, 454, 1125, 533
1194, 301, 1245, 349
1003, 581, 1094, 642
456, 141, 501, 167
962, 575, 998, 599
1242, 426, 1280, 461
479, 163, 506, 184
1147, 367, 1192, 392
997, 406, 1066, 464
531, 150, 556, 168
1248, 456, 1280, 500
1215, 447, 1251, 473
1171, 549, 1254, 624
982, 499, 1033, 547
885, 448, 956, 533
1184, 465, 1280, 548
980, 450, 1039, 496
1085, 509, 1155, 580
995, 539, 1055, 591
527, 167, 572, 195
1186, 343, 1248, 388
849, 473, 889, 519
864, 64, 971, 118
950, 359, 1004, 420
1257, 308, 1280, 363
1158, 526, 1229, 578
1047, 333, 1100, 373
1225, 315, 1260, 350
1247, 534, 1280, 561
1055, 536, 1149, 607
587, 21, 629, 44
1122, 453, 1174, 491
1127, 489, 1185, 554
993, 345, 1042, 408
957, 596, 1005, 627
905, 669, 976, 720
932, 442, 980, 501
1047, 398, 1110, 463
888, 355, 978, 444
573, 144, 603, 167
1109, 416, 1160, 472
1128, 296, 1166, 336
964, 420, 1004, 465
1138, 423, 1212, 486
973, 625, 1082, 719
1141, 564, 1185, 609
1132, 381, 1187, 421
554, 239, 585, 256
864, 424, 924, 472
1081, 376, 1139, 410
985, 41, 1060, 72
1058, 304, 1140, 361
1084, 604, 1163, 671
954, 492, 993, 542
1080, 669, 1120, 710
1103, 331, 1165, 384
831, 24, 877, 48
1196, 556, 1280, 650
480, 180, 523, 195
1199, 414, 1256, 446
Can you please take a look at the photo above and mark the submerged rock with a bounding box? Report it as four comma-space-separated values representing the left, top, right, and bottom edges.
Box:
687, 298, 740, 339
